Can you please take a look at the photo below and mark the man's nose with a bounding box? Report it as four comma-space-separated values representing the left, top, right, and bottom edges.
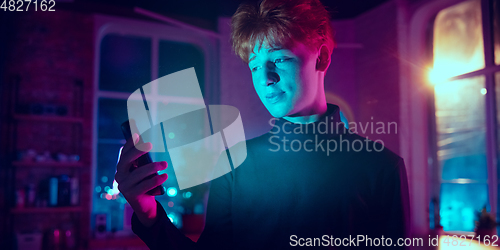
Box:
262, 61, 280, 86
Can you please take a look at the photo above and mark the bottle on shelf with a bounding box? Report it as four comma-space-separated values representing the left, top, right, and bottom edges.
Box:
49, 177, 58, 207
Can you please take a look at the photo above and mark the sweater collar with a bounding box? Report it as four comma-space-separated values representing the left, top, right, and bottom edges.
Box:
269, 103, 346, 137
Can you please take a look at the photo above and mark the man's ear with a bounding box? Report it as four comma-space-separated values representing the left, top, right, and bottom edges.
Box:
316, 45, 331, 72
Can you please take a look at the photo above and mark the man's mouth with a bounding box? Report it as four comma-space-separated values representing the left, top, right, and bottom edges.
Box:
266, 91, 285, 104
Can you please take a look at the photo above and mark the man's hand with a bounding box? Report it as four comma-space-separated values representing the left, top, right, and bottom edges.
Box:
115, 133, 168, 227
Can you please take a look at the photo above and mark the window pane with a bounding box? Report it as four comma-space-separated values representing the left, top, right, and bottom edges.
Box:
440, 183, 489, 231
158, 40, 205, 96
434, 76, 487, 180
494, 0, 500, 65
433, 0, 485, 79
93, 142, 125, 231
98, 98, 145, 139
99, 34, 151, 93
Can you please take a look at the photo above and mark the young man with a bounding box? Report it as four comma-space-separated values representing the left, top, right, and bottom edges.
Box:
115, 0, 410, 249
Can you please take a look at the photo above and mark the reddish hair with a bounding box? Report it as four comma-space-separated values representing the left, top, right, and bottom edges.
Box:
230, 0, 336, 64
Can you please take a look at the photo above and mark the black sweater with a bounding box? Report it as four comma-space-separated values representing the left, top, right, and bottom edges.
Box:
132, 104, 410, 249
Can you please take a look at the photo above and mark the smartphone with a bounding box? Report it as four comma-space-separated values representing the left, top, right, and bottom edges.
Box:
121, 120, 165, 196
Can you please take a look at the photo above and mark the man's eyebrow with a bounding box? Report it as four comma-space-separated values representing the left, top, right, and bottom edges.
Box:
248, 46, 284, 63
268, 46, 284, 53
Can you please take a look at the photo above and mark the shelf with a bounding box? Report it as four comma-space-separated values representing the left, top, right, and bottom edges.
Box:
12, 161, 84, 168
11, 206, 82, 214
89, 236, 146, 248
89, 234, 201, 248
13, 114, 84, 123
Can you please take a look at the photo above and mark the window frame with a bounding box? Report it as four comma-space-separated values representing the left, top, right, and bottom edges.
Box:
90, 14, 220, 234
403, 0, 500, 237
427, 0, 499, 234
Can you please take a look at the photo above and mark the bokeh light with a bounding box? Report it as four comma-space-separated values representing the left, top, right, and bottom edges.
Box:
167, 187, 177, 197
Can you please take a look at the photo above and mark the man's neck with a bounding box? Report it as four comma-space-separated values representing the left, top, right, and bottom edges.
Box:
282, 102, 328, 124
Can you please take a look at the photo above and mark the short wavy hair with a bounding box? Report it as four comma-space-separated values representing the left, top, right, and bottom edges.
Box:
230, 0, 336, 64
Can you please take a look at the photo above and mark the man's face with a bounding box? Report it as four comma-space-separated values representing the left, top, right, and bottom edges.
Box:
248, 39, 321, 118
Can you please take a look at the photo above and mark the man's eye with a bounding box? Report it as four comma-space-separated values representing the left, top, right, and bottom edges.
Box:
274, 58, 291, 64
251, 66, 261, 72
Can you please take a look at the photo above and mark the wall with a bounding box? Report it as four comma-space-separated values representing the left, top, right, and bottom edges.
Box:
0, 11, 13, 248
325, 19, 359, 128
2, 9, 94, 248
354, 0, 402, 155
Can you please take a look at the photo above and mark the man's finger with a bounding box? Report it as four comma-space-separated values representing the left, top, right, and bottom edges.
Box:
121, 133, 140, 154
122, 141, 152, 164
121, 135, 151, 160
116, 142, 152, 175
124, 162, 167, 187
134, 173, 168, 195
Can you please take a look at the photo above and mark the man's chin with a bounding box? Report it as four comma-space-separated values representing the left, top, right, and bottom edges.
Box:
266, 104, 291, 118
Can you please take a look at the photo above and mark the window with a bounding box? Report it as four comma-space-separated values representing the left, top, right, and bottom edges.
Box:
429, 0, 500, 232
92, 16, 217, 234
